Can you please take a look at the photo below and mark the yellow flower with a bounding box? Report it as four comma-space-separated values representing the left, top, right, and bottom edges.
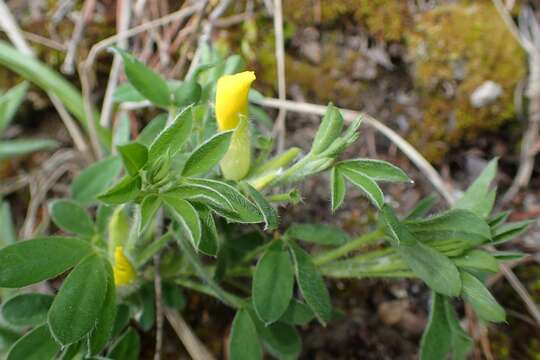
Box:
216, 71, 256, 181
215, 71, 256, 131
113, 246, 135, 287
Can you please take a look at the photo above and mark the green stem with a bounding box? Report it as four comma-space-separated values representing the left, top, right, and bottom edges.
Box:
313, 229, 384, 266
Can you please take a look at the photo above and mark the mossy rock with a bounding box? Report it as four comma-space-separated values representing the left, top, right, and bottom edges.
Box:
406, 2, 525, 162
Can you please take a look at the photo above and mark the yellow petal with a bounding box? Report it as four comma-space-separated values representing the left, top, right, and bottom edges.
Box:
216, 71, 256, 131
113, 246, 135, 287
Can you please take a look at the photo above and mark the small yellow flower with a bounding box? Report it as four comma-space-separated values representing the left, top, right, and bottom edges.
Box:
216, 71, 256, 181
215, 71, 256, 131
113, 246, 135, 287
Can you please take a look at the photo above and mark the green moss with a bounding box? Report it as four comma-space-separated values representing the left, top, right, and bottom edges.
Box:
406, 3, 525, 162
283, 0, 410, 42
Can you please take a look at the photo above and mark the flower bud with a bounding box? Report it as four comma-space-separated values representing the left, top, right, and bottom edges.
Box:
108, 206, 129, 255
215, 71, 256, 180
113, 246, 135, 286
220, 115, 251, 180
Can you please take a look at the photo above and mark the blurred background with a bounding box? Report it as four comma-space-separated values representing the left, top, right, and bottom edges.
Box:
0, 0, 539, 358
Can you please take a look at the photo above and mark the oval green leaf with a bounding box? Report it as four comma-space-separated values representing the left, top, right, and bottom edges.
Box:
7, 324, 60, 360
229, 309, 262, 360
0, 237, 92, 288
252, 242, 294, 324
182, 131, 233, 177
49, 199, 95, 237
48, 254, 108, 345
1, 293, 53, 326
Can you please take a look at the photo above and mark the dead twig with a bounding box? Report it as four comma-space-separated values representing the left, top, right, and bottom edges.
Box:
99, 0, 131, 128
271, 0, 288, 153
492, 1, 540, 205
164, 308, 216, 360
61, 0, 96, 74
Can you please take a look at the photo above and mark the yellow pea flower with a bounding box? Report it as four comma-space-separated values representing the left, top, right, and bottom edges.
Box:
215, 71, 256, 181
113, 246, 135, 287
216, 71, 256, 131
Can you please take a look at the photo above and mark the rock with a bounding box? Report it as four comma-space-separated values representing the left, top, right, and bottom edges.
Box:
470, 81, 503, 107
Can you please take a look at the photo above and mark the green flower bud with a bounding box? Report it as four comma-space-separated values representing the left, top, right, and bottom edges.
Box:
220, 115, 251, 180
108, 206, 129, 255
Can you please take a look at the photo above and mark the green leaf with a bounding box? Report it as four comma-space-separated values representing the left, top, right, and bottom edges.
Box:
311, 104, 344, 155
0, 139, 58, 160
117, 142, 148, 176
162, 282, 186, 309
71, 156, 122, 205
0, 81, 28, 133
148, 106, 193, 164
251, 315, 302, 359
88, 259, 117, 356
289, 242, 332, 325
137, 113, 167, 146
162, 196, 201, 250
419, 293, 452, 360
98, 175, 142, 205
139, 195, 161, 235
137, 283, 154, 331
49, 199, 95, 237
330, 167, 346, 212
107, 328, 140, 360
492, 220, 532, 245
252, 242, 294, 324
48, 254, 108, 345
380, 204, 417, 246
185, 178, 263, 223
113, 83, 145, 103
229, 309, 262, 360
243, 183, 278, 230
286, 223, 349, 246
399, 242, 462, 297
195, 205, 218, 257
0, 41, 90, 129
6, 324, 60, 360
112, 47, 170, 107
444, 301, 473, 360
452, 249, 499, 273
182, 131, 233, 177
340, 159, 411, 182
279, 299, 315, 326
96, 204, 115, 234
488, 210, 511, 229
493, 251, 526, 262
455, 158, 498, 217
405, 209, 492, 247
0, 236, 92, 287
1, 293, 53, 326
0, 200, 17, 246
112, 304, 130, 336
341, 167, 384, 209
165, 184, 234, 213
172, 80, 201, 107
460, 271, 505, 323
405, 194, 438, 220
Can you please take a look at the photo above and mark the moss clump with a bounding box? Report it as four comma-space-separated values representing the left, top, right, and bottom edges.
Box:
406, 3, 525, 162
283, 0, 410, 42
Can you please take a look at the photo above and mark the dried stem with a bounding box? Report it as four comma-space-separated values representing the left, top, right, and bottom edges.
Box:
164, 308, 216, 360
271, 0, 287, 153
